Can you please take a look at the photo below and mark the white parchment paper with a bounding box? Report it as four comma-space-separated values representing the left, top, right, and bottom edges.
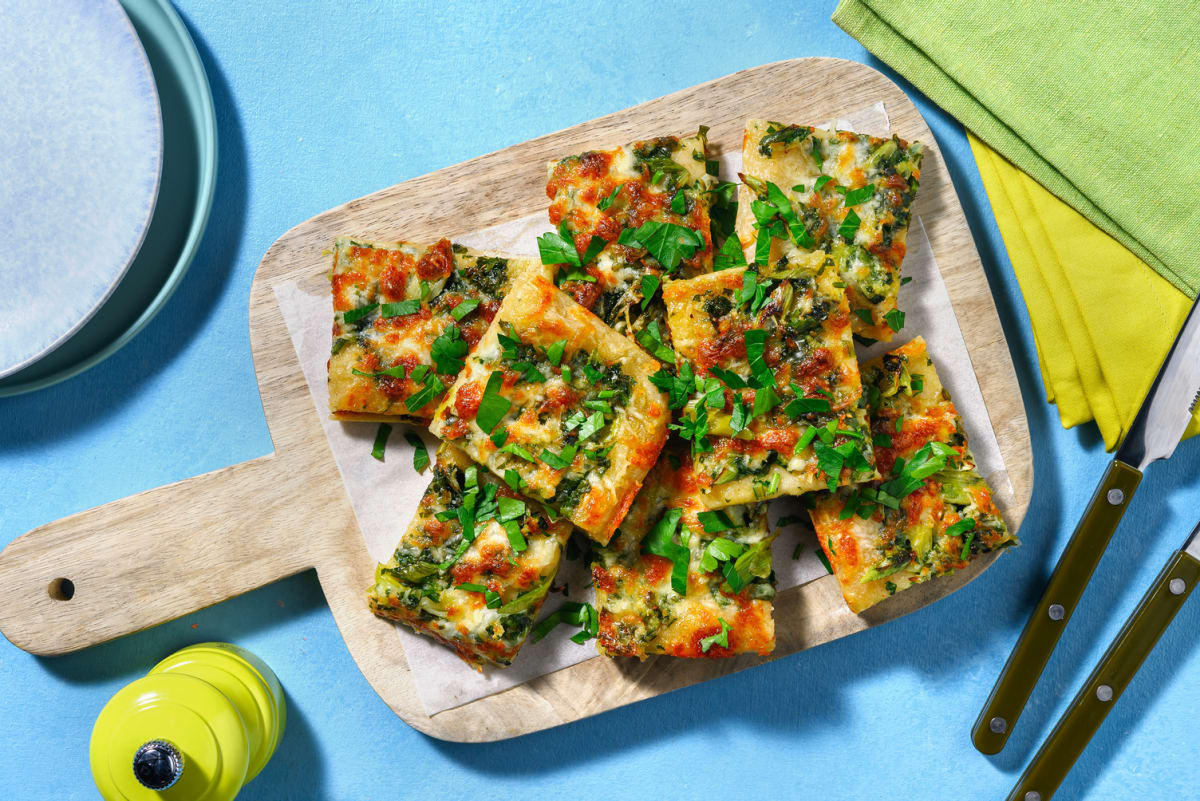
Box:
273, 102, 1008, 716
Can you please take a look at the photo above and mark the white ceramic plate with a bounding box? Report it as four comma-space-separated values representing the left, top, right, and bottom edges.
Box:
0, 0, 163, 378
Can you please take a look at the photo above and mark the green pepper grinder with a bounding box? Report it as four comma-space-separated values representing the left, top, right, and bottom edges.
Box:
90, 642, 286, 800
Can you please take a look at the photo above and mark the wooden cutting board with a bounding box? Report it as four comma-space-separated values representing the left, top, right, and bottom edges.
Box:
0, 58, 1032, 742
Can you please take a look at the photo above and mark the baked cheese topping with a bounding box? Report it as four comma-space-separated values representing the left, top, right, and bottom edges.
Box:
329, 237, 546, 422
367, 443, 573, 669
661, 250, 876, 508
591, 453, 775, 659
735, 120, 923, 341
545, 131, 715, 351
428, 275, 670, 543
809, 338, 1015, 613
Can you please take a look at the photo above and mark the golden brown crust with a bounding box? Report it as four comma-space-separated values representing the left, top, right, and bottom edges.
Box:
662, 252, 875, 508
328, 237, 548, 423
429, 275, 670, 542
810, 338, 1015, 612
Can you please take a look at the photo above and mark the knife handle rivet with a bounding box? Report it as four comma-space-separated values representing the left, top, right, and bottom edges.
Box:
1106, 489, 1125, 505
1048, 604, 1065, 621
989, 716, 1007, 734
1025, 792, 1042, 801
1096, 684, 1113, 702
1169, 578, 1186, 595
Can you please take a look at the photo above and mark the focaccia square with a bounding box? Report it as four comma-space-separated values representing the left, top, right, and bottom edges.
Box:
545, 129, 715, 352
428, 274, 670, 543
367, 443, 573, 669
809, 338, 1016, 613
735, 120, 923, 341
661, 249, 876, 509
591, 452, 776, 659
329, 237, 547, 423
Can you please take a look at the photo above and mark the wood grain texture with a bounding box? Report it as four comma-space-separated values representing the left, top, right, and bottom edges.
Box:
0, 59, 1032, 741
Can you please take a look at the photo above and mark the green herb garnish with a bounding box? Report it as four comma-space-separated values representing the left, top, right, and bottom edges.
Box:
450, 298, 481, 321
405, 431, 429, 471
475, 371, 511, 433
430, 325, 468, 374
371, 423, 392, 461
380, 299, 420, 317
699, 620, 731, 653
642, 508, 689, 595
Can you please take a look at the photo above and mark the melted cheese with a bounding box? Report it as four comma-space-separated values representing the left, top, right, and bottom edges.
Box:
366, 443, 572, 670
545, 131, 716, 349
809, 338, 1016, 612
429, 275, 670, 543
328, 237, 548, 422
662, 250, 876, 507
736, 120, 923, 341
591, 456, 775, 659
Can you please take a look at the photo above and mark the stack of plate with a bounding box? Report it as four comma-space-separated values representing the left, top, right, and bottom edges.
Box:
0, 0, 216, 396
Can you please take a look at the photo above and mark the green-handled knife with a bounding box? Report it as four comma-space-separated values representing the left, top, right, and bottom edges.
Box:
1007, 519, 1200, 801
973, 293, 1200, 755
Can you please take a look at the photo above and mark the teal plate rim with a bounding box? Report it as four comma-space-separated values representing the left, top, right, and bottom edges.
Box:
0, 0, 217, 397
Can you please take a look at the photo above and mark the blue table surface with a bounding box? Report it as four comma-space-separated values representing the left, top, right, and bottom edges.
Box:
4, 2, 1198, 799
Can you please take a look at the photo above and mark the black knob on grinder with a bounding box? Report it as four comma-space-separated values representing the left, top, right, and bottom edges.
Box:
132, 740, 184, 790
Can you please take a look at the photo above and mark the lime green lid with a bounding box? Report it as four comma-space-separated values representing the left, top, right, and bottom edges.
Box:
149, 642, 286, 782
89, 673, 249, 801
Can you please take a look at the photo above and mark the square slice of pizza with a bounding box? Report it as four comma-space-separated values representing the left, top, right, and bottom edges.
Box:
329, 237, 547, 423
366, 443, 573, 670
661, 249, 876, 509
809, 337, 1016, 613
591, 451, 776, 659
544, 129, 715, 353
428, 274, 671, 543
735, 120, 923, 341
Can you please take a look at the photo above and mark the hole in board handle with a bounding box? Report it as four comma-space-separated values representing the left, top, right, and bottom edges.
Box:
48, 578, 74, 601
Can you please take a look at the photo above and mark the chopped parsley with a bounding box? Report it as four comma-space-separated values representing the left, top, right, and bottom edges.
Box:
884, 308, 905, 333
949, 518, 978, 559
699, 619, 732, 653
640, 274, 661, 311
642, 508, 689, 594
784, 396, 832, 418
598, 184, 622, 211
539, 445, 576, 470
839, 209, 861, 241
498, 442, 535, 462
533, 601, 599, 643
405, 430, 429, 472
475, 371, 511, 433
843, 185, 875, 206
430, 325, 468, 374
814, 548, 833, 574
404, 372, 445, 412
697, 510, 735, 533
635, 320, 676, 363
546, 339, 567, 366
380, 299, 420, 317
714, 235, 747, 271
342, 303, 378, 325
371, 423, 392, 461
450, 298, 481, 321
620, 220, 704, 272
503, 469, 523, 491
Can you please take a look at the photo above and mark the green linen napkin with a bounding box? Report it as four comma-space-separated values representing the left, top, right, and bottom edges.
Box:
833, 0, 1200, 296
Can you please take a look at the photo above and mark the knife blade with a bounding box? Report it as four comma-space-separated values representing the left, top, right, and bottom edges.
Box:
1008, 520, 1200, 801
972, 292, 1200, 754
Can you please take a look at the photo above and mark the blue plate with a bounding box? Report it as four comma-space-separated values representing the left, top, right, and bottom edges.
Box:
0, 0, 216, 396
0, 0, 161, 379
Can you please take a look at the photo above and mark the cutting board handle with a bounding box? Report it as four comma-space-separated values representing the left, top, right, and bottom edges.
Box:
0, 453, 315, 656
